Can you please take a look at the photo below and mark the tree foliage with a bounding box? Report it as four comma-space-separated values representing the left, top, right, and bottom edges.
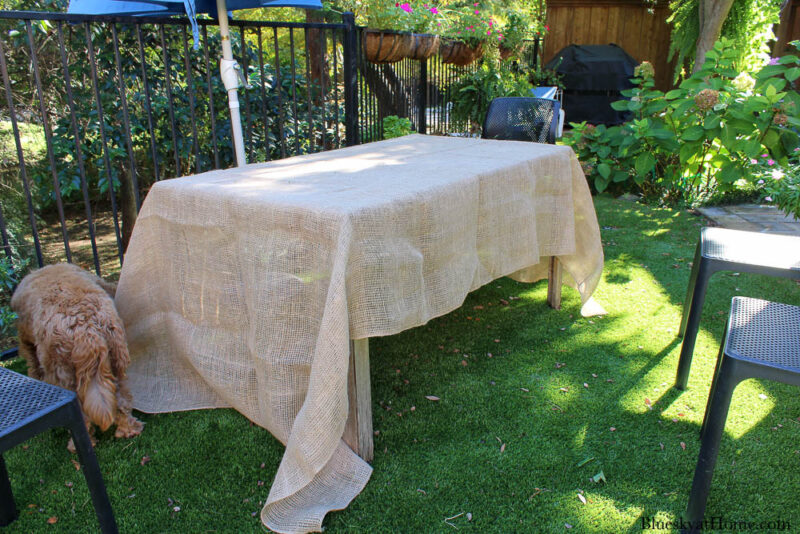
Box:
668, 0, 782, 80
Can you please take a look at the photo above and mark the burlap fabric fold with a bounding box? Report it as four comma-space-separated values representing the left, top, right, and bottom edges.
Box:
115, 135, 604, 533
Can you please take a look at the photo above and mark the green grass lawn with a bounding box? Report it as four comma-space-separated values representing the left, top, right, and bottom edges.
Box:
3, 195, 800, 533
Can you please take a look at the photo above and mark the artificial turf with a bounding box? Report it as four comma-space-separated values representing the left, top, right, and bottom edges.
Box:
3, 195, 799, 533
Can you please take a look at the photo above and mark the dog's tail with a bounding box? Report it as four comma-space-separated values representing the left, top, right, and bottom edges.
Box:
73, 329, 117, 432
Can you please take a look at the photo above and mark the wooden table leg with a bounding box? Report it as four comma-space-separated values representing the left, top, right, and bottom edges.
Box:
547, 256, 562, 310
343, 338, 373, 462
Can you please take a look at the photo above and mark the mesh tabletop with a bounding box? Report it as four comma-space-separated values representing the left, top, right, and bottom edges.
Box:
0, 367, 74, 436
726, 297, 800, 369
701, 227, 800, 271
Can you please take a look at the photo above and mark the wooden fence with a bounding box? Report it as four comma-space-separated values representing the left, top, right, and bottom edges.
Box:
775, 0, 800, 55
543, 0, 675, 90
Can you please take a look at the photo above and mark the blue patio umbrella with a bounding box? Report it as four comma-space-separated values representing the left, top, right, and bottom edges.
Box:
68, 0, 323, 167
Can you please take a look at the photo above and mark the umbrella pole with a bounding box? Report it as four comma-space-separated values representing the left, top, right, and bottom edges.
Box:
217, 0, 247, 167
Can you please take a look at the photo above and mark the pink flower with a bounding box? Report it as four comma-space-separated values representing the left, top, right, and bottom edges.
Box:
750, 158, 758, 164
400, 2, 412, 12
430, 7, 438, 14
475, 10, 479, 14
487, 30, 491, 35
497, 34, 502, 40
765, 196, 773, 201
769, 57, 780, 65
488, 20, 492, 26
473, 2, 478, 5
768, 159, 775, 165
545, 25, 550, 31
757, 179, 765, 185
762, 154, 769, 158
794, 147, 799, 152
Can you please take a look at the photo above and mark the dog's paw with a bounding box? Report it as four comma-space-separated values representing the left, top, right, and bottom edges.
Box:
114, 416, 144, 438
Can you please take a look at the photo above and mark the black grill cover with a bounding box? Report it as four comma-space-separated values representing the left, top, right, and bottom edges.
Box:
544, 44, 638, 126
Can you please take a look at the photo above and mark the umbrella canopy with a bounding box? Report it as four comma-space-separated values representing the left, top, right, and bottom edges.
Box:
67, 0, 322, 167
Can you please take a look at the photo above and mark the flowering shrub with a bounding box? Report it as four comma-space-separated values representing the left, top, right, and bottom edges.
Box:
753, 148, 800, 219
442, 3, 494, 46
564, 38, 800, 204
365, 1, 441, 32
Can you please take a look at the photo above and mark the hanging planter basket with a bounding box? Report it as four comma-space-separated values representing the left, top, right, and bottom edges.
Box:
408, 33, 440, 61
363, 29, 413, 63
439, 40, 484, 66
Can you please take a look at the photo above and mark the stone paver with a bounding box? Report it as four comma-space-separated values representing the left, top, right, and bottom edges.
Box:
696, 204, 800, 236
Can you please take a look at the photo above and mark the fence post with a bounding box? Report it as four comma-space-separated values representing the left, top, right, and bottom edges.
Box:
417, 59, 427, 134
342, 12, 359, 146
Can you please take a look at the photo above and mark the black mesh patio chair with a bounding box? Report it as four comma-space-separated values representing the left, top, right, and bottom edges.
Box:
684, 297, 800, 532
481, 97, 561, 144
0, 367, 117, 533
675, 227, 800, 390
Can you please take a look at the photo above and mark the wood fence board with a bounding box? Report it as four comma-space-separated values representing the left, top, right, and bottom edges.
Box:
544, 0, 676, 90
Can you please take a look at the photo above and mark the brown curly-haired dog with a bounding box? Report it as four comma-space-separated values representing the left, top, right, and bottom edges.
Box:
11, 263, 143, 448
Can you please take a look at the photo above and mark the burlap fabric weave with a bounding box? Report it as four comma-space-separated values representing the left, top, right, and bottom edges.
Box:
115, 135, 604, 533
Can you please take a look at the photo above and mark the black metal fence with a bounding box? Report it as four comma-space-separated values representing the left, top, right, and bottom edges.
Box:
0, 10, 535, 354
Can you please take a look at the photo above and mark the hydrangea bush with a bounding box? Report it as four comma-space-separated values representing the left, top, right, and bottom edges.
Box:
564, 38, 800, 208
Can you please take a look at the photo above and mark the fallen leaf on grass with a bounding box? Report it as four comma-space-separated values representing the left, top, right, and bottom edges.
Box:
583, 383, 589, 389
565, 523, 573, 529
577, 493, 587, 505
140, 456, 151, 466
425, 396, 440, 401
47, 517, 58, 524
70, 459, 80, 471
500, 443, 506, 453
609, 427, 616, 432
680, 442, 686, 450
555, 362, 566, 369
467, 512, 472, 521
520, 387, 529, 392
559, 387, 569, 393
660, 443, 664, 450
644, 398, 652, 410
591, 471, 606, 484
576, 457, 594, 467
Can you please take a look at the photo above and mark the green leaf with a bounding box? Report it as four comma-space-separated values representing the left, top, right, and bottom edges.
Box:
612, 171, 629, 183
680, 142, 700, 165
703, 115, 721, 130
591, 471, 607, 484
786, 67, 800, 83
610, 100, 630, 111
766, 84, 777, 98
597, 163, 611, 179
681, 125, 705, 142
635, 152, 656, 176
664, 89, 683, 100
717, 162, 740, 184
576, 457, 595, 468
594, 176, 608, 193
763, 129, 781, 150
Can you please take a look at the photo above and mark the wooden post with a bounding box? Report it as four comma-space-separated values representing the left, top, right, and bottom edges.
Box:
343, 338, 373, 462
547, 256, 562, 309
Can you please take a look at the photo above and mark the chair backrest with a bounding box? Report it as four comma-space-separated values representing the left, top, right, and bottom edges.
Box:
481, 97, 561, 144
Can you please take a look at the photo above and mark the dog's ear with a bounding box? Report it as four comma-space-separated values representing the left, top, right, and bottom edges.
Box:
96, 278, 117, 298
72, 330, 117, 432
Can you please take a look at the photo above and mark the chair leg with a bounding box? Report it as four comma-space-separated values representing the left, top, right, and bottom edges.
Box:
700, 332, 728, 440
0, 455, 17, 526
678, 242, 702, 339
66, 401, 118, 534
675, 259, 715, 390
684, 359, 738, 532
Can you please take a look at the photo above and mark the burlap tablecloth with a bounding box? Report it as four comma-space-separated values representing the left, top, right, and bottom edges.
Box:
115, 134, 604, 533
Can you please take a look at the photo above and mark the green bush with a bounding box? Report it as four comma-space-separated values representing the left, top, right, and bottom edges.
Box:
446, 60, 531, 135
564, 38, 800, 206
382, 115, 412, 139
